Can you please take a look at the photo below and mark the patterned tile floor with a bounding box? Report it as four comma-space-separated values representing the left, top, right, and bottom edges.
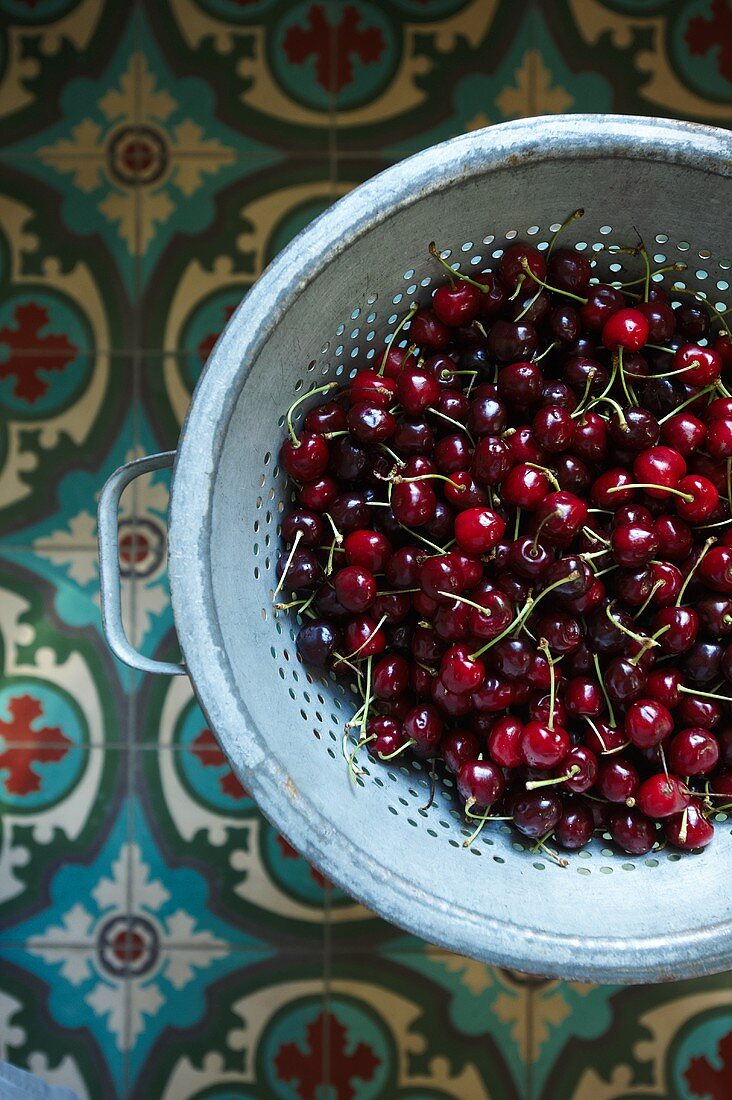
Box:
0, 1, 731, 1097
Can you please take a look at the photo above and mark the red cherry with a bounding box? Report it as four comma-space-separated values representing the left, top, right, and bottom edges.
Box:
624, 699, 674, 748
457, 759, 505, 809
350, 370, 396, 408
601, 307, 650, 351
281, 433, 329, 482
502, 463, 551, 509
439, 644, 485, 695
343, 615, 386, 658
698, 546, 732, 592
562, 745, 598, 793
555, 802, 594, 850
520, 720, 570, 769
391, 480, 437, 526
433, 281, 481, 326
596, 758, 639, 803
611, 808, 657, 855
410, 308, 450, 348
487, 716, 524, 768
672, 343, 721, 388
344, 530, 391, 572
442, 729, 481, 773
636, 773, 691, 818
498, 242, 546, 291
668, 727, 720, 775
664, 804, 714, 850
633, 445, 686, 497
705, 417, 732, 460
403, 703, 443, 758
675, 474, 719, 522
454, 507, 506, 554
661, 413, 706, 457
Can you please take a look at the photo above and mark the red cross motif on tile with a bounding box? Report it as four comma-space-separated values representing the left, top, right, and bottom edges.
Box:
686, 0, 732, 81
190, 727, 247, 799
0, 694, 72, 796
283, 4, 385, 93
275, 1011, 380, 1100
0, 302, 77, 403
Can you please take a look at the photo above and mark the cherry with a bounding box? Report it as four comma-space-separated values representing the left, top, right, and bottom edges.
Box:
487, 320, 538, 362
533, 491, 588, 545
454, 506, 506, 554
661, 412, 706, 457
572, 411, 608, 463
548, 304, 581, 345
611, 523, 658, 568
468, 394, 508, 435
457, 759, 505, 809
584, 721, 626, 756
491, 637, 533, 680
372, 592, 411, 624
653, 514, 693, 561
410, 308, 450, 348
402, 703, 443, 759
508, 425, 546, 464
512, 790, 562, 838
564, 676, 604, 717
469, 589, 514, 640
580, 284, 624, 330
502, 463, 551, 509
473, 271, 508, 316
296, 620, 340, 666
328, 437, 367, 481
282, 509, 324, 548
596, 758, 639, 803
440, 644, 485, 694
278, 549, 323, 592
698, 546, 732, 592
433, 280, 481, 326
391, 479, 437, 526
347, 402, 396, 443
624, 698, 673, 748
281, 433, 329, 482
487, 716, 524, 767
591, 467, 634, 508
672, 343, 721, 388
555, 802, 594, 850
547, 248, 592, 295
608, 407, 659, 452
334, 565, 376, 612
664, 804, 714, 850
396, 366, 440, 416
344, 529, 391, 572
509, 536, 554, 580
520, 720, 570, 769
604, 657, 647, 704
562, 745, 598, 793
328, 492, 369, 533
498, 242, 546, 291
434, 433, 472, 474
636, 773, 691, 818
675, 474, 719, 522
610, 808, 657, 855
602, 307, 650, 351
419, 554, 464, 601
497, 361, 542, 407
637, 299, 675, 343
668, 727, 720, 775
442, 729, 481, 773
392, 419, 434, 456
633, 445, 686, 497
533, 404, 576, 452
653, 606, 698, 653
372, 654, 409, 700
472, 435, 512, 485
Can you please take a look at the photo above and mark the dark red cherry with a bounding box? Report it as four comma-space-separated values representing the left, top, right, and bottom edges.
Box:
419, 554, 464, 601
497, 361, 543, 407
305, 400, 348, 433
605, 658, 646, 704
281, 433, 329, 482
637, 299, 675, 343
410, 308, 450, 348
440, 644, 485, 695
661, 413, 706, 457
433, 281, 481, 326
636, 773, 691, 818
675, 302, 710, 341
668, 727, 720, 775
296, 620, 340, 666
596, 758, 639, 803
555, 802, 594, 850
664, 804, 714, 850
403, 703, 443, 758
533, 404, 576, 453
498, 242, 546, 291
487, 716, 524, 768
520, 720, 570, 769
391, 480, 437, 527
442, 729, 481, 773
624, 699, 673, 748
454, 507, 505, 554
611, 808, 657, 855
653, 606, 698, 654
343, 615, 386, 658
512, 790, 562, 838
457, 759, 505, 809
487, 320, 538, 362
580, 284, 624, 330
547, 247, 591, 295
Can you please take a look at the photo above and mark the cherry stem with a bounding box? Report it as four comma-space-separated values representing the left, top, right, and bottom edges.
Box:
592, 652, 617, 726
438, 591, 491, 616
272, 530, 303, 598
633, 578, 664, 620
428, 242, 492, 292
676, 537, 716, 606
727, 456, 732, 513
606, 601, 655, 649
617, 262, 685, 292
286, 382, 339, 445
657, 384, 715, 424
530, 831, 568, 868
337, 615, 388, 662
469, 572, 580, 660
644, 360, 702, 380
514, 285, 544, 322
344, 732, 376, 781
379, 303, 418, 376
513, 506, 522, 542
360, 656, 373, 736
606, 482, 694, 503
379, 738, 416, 761
532, 509, 556, 553
526, 766, 581, 791
378, 444, 406, 468
678, 805, 689, 844
398, 473, 467, 493
591, 393, 628, 429
672, 283, 732, 341
427, 406, 476, 445
583, 525, 610, 545
570, 368, 598, 418
538, 637, 557, 729
533, 341, 559, 365
616, 346, 636, 408
548, 208, 585, 254
585, 716, 608, 752
525, 462, 561, 490
508, 273, 526, 301
679, 684, 732, 703
520, 257, 587, 304
462, 808, 512, 848
604, 740, 631, 757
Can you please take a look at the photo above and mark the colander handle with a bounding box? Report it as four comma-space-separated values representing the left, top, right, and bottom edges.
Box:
98, 451, 186, 677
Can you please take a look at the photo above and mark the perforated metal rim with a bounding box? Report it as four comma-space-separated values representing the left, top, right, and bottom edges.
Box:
169, 115, 732, 982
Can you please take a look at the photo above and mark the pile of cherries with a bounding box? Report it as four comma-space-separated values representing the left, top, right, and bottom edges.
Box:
276, 213, 732, 863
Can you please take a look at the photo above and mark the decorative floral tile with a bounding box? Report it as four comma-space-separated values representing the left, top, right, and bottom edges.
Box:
327, 951, 528, 1098
535, 973, 732, 1100
0, 945, 118, 1100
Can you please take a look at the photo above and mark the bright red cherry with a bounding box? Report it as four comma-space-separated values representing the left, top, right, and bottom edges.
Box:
596, 758, 639, 803
520, 720, 570, 769
633, 446, 686, 497
705, 417, 732, 460
433, 281, 481, 326
672, 343, 721, 388
396, 366, 441, 415
636, 773, 691, 818
457, 759, 505, 809
454, 507, 506, 554
675, 474, 719, 522
440, 644, 485, 695
281, 433, 329, 482
698, 546, 732, 592
487, 716, 524, 767
344, 530, 391, 572
502, 463, 551, 509
664, 804, 714, 850
668, 728, 720, 775
350, 370, 396, 408
611, 524, 658, 568
602, 307, 650, 351
624, 699, 674, 748
343, 615, 386, 658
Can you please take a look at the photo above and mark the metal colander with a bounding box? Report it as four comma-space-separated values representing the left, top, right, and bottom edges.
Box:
99, 115, 732, 983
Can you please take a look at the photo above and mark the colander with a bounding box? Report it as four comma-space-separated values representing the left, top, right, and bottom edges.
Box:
99, 115, 732, 983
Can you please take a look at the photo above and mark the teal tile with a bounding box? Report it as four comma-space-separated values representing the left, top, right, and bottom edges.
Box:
0, 945, 123, 1100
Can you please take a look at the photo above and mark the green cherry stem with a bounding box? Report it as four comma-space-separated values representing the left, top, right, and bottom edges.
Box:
286, 382, 339, 445
606, 483, 694, 503
676, 537, 716, 606
379, 303, 418, 376
520, 257, 588, 303
592, 652, 617, 727
429, 242, 492, 292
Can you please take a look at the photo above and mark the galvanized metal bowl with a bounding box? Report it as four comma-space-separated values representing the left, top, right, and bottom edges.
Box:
100, 115, 732, 983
